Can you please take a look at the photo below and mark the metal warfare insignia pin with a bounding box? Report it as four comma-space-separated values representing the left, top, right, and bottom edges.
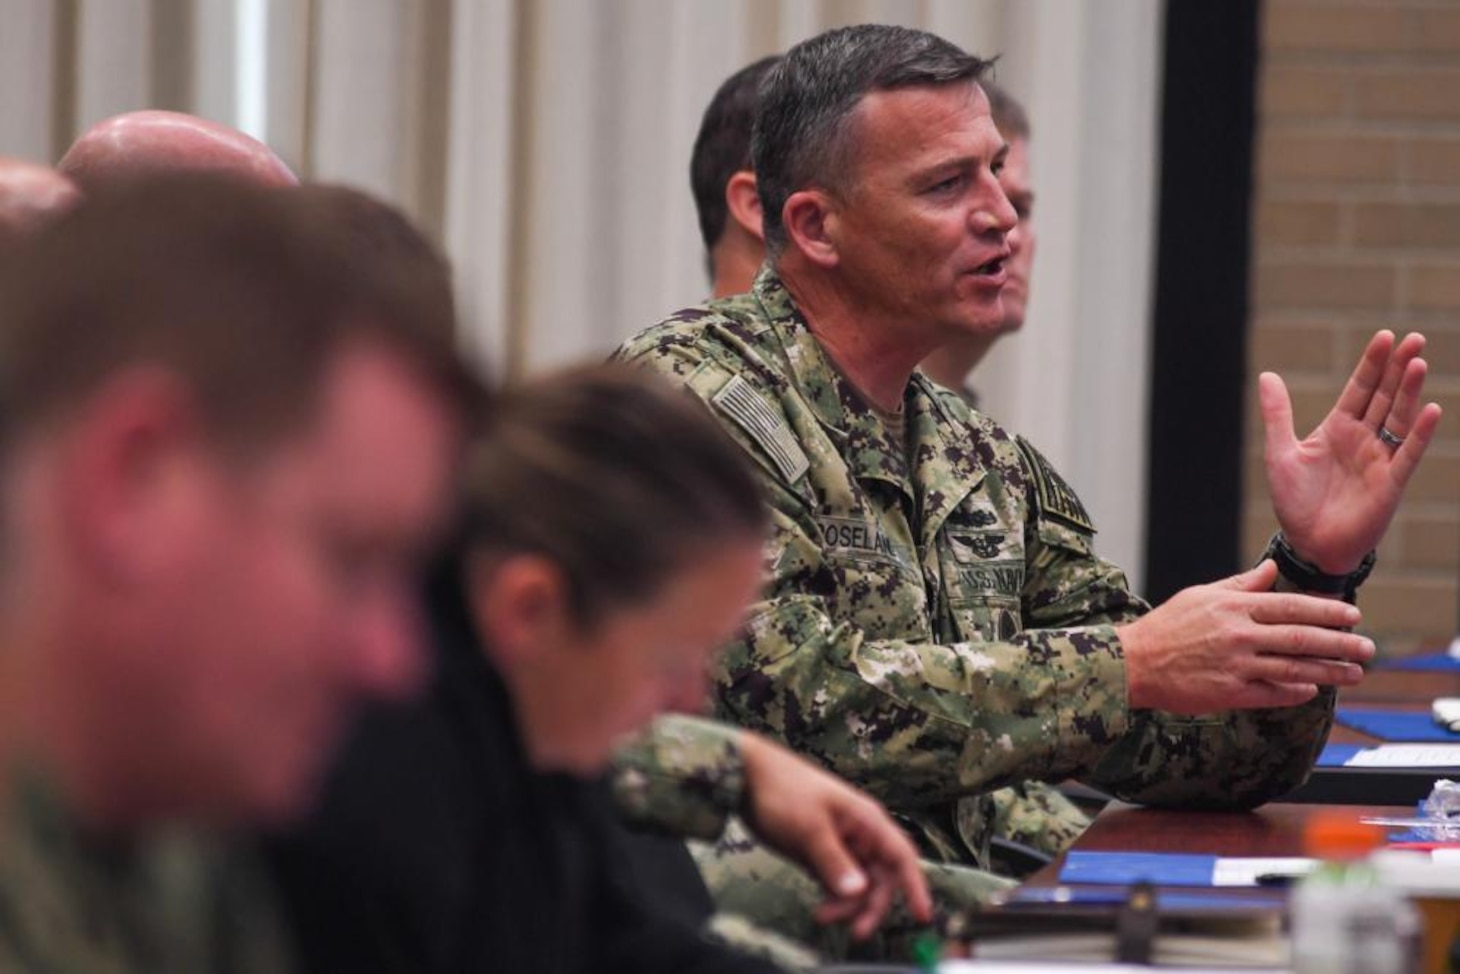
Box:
966, 534, 1004, 559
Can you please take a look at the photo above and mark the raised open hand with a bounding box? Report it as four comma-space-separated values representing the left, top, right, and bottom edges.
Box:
1260, 330, 1442, 573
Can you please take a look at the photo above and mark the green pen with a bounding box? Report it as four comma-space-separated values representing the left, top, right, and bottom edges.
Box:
911, 931, 942, 972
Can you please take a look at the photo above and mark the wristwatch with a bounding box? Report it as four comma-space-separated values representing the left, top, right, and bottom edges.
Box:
1267, 531, 1375, 601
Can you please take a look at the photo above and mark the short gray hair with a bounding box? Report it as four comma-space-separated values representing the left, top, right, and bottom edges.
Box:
752, 24, 990, 255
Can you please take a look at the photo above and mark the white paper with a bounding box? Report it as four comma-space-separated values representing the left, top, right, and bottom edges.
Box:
1344, 744, 1460, 768
1210, 856, 1316, 887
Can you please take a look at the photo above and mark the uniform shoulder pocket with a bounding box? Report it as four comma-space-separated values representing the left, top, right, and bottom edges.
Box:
705, 372, 810, 486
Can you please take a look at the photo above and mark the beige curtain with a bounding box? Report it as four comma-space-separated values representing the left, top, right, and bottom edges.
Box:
0, 0, 1160, 582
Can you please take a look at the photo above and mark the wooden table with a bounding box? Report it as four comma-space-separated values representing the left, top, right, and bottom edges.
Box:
1025, 800, 1413, 887
1343, 665, 1460, 706
1281, 674, 1457, 803
1327, 697, 1425, 746
995, 801, 1455, 972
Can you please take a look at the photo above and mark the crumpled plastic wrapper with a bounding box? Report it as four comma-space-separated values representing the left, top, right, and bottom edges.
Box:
1418, 779, 1460, 840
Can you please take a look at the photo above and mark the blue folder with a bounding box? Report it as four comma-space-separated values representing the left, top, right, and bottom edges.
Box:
1316, 743, 1365, 767
1008, 885, 1277, 910
1336, 707, 1460, 742
1058, 851, 1220, 886
1377, 650, 1460, 672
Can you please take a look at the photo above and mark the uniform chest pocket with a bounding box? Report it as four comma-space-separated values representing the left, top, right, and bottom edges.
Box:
948, 592, 1022, 642
944, 532, 1025, 642
820, 550, 931, 642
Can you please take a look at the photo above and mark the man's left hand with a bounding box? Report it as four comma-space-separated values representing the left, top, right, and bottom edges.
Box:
1261, 329, 1442, 574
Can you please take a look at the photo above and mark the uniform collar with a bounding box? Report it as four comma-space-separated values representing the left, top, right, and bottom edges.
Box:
751, 266, 987, 537
752, 266, 906, 490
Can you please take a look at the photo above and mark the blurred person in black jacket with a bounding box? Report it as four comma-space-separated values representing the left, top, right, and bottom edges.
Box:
270, 365, 930, 973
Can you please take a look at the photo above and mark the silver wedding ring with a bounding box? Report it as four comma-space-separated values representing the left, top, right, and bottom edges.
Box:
1378, 425, 1406, 448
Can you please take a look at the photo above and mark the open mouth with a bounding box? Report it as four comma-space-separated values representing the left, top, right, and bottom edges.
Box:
973, 255, 1007, 276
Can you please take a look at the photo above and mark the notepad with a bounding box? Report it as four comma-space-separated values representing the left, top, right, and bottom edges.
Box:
1058, 851, 1315, 887
1376, 649, 1460, 672
1317, 742, 1460, 768
1346, 743, 1460, 767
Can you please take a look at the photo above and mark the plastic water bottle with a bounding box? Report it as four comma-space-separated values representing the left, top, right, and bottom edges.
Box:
1289, 814, 1420, 974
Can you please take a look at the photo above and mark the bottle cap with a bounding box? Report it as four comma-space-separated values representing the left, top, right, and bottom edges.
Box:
1303, 811, 1385, 860
911, 931, 942, 971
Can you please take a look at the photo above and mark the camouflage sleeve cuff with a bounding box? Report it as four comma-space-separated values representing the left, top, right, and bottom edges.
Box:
608, 715, 747, 841
1044, 624, 1132, 778
1091, 687, 1337, 810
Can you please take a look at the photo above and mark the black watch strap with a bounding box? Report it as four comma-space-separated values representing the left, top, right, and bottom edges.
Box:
1266, 532, 1375, 599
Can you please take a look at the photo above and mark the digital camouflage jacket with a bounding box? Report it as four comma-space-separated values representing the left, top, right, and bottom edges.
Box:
613, 268, 1333, 865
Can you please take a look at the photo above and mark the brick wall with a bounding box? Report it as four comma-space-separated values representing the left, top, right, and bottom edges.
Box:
1247, 0, 1460, 654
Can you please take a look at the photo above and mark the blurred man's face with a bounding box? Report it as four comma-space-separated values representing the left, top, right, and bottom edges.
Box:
133, 340, 459, 824
0, 160, 79, 247
998, 136, 1035, 331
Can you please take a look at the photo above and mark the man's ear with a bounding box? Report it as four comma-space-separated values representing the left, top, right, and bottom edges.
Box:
56, 367, 206, 588
466, 553, 574, 667
724, 170, 765, 242
782, 188, 839, 269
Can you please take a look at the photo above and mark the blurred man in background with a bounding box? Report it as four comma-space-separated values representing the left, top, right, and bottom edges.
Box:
59, 109, 298, 192
0, 158, 78, 251
0, 176, 477, 971
692, 55, 781, 299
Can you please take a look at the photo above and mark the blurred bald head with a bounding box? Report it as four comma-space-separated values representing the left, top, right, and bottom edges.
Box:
59, 110, 297, 193
0, 159, 79, 251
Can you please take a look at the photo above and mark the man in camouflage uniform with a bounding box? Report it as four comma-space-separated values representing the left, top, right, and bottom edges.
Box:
0, 177, 477, 971
685, 50, 1089, 868
617, 53, 1082, 959
613, 716, 751, 842
0, 775, 294, 973
615, 21, 1438, 889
